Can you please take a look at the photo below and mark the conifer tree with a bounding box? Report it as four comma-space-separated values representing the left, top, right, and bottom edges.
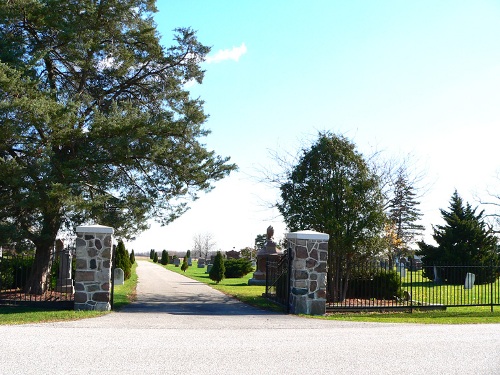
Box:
418, 190, 499, 284
209, 251, 225, 284
160, 250, 169, 265
130, 250, 135, 264
181, 257, 189, 272
115, 240, 132, 280
153, 252, 158, 263
0, 0, 235, 294
150, 249, 155, 260
386, 170, 425, 261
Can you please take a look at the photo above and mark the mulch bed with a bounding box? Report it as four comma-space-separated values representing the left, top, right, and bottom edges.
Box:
0, 289, 73, 303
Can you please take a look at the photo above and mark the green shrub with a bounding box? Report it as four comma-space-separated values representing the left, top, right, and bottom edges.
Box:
224, 258, 253, 278
153, 252, 158, 263
181, 257, 189, 272
115, 240, 132, 280
130, 249, 135, 264
346, 269, 401, 300
150, 249, 155, 260
160, 250, 169, 265
209, 251, 225, 284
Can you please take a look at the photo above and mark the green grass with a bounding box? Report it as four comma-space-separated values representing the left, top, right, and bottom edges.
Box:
0, 262, 138, 325
322, 306, 500, 324
112, 262, 138, 310
400, 269, 500, 306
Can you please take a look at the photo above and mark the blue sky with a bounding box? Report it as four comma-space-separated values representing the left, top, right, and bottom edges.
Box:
128, 0, 500, 253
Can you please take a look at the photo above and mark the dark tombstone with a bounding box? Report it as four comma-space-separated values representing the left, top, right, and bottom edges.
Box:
226, 250, 240, 259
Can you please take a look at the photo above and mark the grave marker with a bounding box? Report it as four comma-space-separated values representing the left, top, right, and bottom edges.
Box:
114, 268, 124, 285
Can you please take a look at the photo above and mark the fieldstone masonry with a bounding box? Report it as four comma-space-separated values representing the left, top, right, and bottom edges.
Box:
286, 230, 329, 315
74, 225, 114, 311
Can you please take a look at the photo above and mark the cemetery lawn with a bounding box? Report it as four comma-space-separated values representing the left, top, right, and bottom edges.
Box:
0, 262, 138, 325
159, 261, 500, 323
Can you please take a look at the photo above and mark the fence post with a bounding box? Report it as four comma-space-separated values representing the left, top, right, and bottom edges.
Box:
286, 230, 329, 315
74, 225, 114, 311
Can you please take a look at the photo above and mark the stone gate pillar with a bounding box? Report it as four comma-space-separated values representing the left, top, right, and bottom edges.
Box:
74, 225, 114, 311
286, 230, 329, 315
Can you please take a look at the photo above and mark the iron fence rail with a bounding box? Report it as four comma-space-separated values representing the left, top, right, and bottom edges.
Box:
326, 259, 499, 312
265, 250, 292, 313
0, 249, 75, 309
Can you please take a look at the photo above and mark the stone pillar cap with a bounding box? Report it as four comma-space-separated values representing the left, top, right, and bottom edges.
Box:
286, 230, 329, 241
76, 224, 114, 234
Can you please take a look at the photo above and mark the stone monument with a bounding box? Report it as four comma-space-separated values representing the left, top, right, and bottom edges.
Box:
248, 225, 280, 286
55, 239, 74, 293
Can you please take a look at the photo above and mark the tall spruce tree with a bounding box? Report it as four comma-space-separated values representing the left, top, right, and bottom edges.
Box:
386, 170, 425, 262
0, 1, 235, 293
417, 190, 499, 284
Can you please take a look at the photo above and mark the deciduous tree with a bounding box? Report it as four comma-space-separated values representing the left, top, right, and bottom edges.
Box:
0, 0, 235, 293
277, 132, 386, 302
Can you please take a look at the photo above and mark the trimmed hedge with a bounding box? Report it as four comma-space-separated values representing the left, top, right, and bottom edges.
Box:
224, 258, 253, 278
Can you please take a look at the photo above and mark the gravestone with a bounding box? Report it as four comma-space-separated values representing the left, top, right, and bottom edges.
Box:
174, 258, 180, 267
226, 250, 240, 259
206, 264, 213, 274
433, 265, 442, 284
397, 262, 406, 278
56, 244, 74, 293
464, 273, 475, 289
187, 258, 192, 266
248, 225, 280, 286
114, 268, 124, 285
197, 258, 205, 268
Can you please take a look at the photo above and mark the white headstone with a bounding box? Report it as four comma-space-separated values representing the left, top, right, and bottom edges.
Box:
464, 272, 475, 289
114, 268, 124, 285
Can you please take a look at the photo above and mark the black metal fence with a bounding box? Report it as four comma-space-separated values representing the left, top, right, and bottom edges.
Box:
0, 249, 75, 309
265, 250, 292, 313
326, 259, 500, 312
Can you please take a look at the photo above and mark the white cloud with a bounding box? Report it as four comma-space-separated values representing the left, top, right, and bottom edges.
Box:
206, 43, 247, 64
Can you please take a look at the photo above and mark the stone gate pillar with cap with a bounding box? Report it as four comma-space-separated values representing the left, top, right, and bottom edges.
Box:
286, 230, 329, 315
74, 225, 114, 311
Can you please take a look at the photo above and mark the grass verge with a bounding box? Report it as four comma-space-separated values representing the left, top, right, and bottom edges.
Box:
0, 262, 138, 325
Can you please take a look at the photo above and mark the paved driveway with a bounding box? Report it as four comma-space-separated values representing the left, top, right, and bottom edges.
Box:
1, 260, 499, 374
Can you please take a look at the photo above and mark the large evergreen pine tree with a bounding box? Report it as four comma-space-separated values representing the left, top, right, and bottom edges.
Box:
417, 190, 499, 284
0, 0, 235, 294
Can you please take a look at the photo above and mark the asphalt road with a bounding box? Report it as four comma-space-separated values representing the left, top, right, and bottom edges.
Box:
1, 260, 499, 375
